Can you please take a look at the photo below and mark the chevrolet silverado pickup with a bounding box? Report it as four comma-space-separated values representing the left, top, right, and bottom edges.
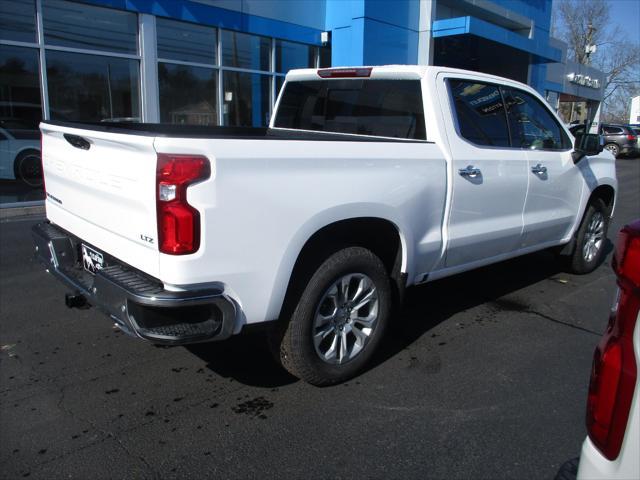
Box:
33, 66, 617, 385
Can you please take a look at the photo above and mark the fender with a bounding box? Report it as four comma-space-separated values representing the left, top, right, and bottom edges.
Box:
264, 203, 413, 322
560, 152, 617, 252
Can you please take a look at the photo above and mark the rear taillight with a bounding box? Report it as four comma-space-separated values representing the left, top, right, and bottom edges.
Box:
627, 134, 637, 142
317, 67, 372, 78
586, 220, 640, 460
156, 154, 210, 255
614, 222, 640, 288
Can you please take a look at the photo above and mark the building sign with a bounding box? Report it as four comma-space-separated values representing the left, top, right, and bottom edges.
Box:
567, 73, 600, 89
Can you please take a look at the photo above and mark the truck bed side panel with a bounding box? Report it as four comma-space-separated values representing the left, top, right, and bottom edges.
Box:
153, 137, 448, 324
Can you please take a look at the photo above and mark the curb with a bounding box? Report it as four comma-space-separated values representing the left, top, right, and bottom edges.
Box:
0, 205, 46, 220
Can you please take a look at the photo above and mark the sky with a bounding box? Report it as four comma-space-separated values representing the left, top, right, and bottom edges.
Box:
552, 0, 640, 46
607, 0, 640, 47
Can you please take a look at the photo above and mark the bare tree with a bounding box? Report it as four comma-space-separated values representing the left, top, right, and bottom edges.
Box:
553, 0, 640, 116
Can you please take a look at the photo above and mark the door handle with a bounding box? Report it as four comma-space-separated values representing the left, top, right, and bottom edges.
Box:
531, 163, 547, 175
458, 165, 481, 178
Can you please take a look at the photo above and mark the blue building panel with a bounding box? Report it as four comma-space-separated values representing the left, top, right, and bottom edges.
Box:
325, 0, 365, 30
326, 0, 420, 67
492, 0, 552, 32
432, 16, 561, 63
362, 0, 420, 31
362, 18, 418, 65
330, 22, 365, 66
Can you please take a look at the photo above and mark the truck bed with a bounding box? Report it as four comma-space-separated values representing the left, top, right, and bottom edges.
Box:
42, 121, 431, 143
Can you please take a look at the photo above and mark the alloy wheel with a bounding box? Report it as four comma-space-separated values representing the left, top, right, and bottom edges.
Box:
312, 273, 379, 364
583, 212, 605, 263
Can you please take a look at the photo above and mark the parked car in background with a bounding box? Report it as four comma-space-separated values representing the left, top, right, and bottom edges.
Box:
577, 219, 640, 479
570, 123, 638, 158
0, 121, 43, 188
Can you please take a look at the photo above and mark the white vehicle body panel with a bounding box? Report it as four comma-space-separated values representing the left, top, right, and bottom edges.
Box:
41, 124, 160, 277
39, 65, 618, 332
521, 147, 584, 248
432, 72, 529, 268
154, 136, 447, 323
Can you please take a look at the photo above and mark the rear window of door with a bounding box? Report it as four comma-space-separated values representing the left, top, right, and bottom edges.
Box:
274, 79, 426, 140
448, 80, 510, 147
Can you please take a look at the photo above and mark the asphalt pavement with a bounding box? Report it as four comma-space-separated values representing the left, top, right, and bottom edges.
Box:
1, 158, 639, 480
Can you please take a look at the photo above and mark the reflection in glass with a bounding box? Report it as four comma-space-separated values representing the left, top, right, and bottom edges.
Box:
221, 31, 270, 71
223, 72, 270, 127
159, 63, 218, 125
0, 46, 42, 129
275, 40, 314, 73
157, 18, 216, 65
449, 80, 510, 147
502, 88, 571, 150
0, 0, 37, 43
0, 45, 44, 199
46, 51, 140, 122
43, 0, 138, 54
275, 80, 426, 139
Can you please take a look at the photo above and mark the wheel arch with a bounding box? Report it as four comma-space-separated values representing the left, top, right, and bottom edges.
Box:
589, 184, 616, 216
273, 216, 408, 323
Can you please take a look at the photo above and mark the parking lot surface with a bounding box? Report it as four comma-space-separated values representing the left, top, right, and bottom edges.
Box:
1, 158, 638, 479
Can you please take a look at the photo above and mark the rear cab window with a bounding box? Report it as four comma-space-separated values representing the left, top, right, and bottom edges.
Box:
274, 79, 426, 140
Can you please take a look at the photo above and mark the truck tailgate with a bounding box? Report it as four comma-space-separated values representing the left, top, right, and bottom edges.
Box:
40, 122, 160, 278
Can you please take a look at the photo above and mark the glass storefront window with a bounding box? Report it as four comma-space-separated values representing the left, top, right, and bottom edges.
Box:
275, 40, 314, 73
43, 0, 138, 54
46, 51, 140, 122
319, 46, 331, 68
157, 18, 216, 65
221, 30, 270, 71
0, 45, 44, 201
0, 0, 37, 43
158, 63, 218, 125
223, 71, 270, 127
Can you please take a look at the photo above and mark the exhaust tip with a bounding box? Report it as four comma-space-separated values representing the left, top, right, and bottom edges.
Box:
65, 293, 86, 309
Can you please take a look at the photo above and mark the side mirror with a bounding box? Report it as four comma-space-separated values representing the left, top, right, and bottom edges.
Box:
572, 133, 604, 164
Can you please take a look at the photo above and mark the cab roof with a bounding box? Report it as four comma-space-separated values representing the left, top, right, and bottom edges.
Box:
285, 65, 534, 92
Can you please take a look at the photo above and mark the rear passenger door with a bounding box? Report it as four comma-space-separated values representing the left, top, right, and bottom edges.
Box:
501, 87, 582, 247
441, 78, 529, 268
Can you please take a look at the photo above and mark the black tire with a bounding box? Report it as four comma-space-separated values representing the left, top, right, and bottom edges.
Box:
554, 457, 579, 480
567, 198, 609, 274
276, 247, 391, 386
14, 150, 43, 188
604, 143, 619, 158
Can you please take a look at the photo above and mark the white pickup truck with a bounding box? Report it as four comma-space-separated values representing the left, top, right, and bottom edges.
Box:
33, 66, 617, 385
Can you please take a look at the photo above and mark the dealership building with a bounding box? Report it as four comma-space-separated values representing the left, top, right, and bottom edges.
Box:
1, 0, 605, 203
